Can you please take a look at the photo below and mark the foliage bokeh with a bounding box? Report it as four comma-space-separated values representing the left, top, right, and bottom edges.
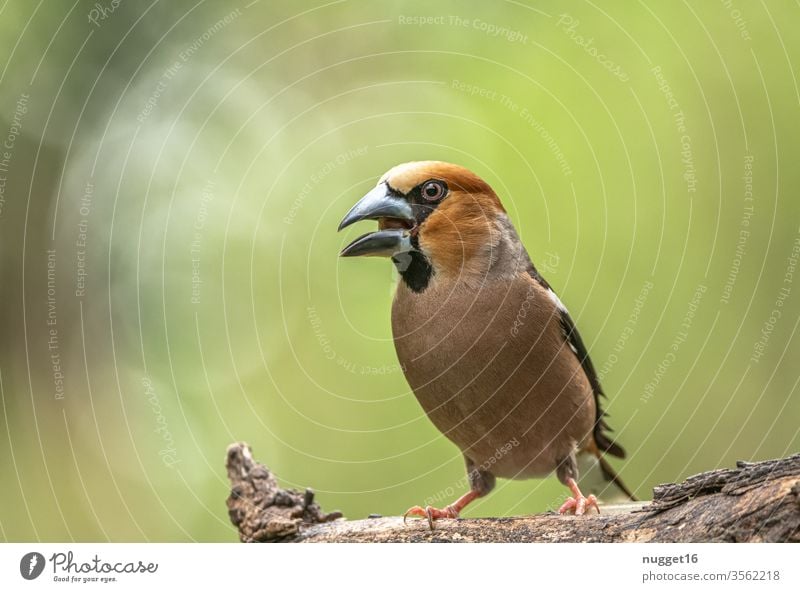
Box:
0, 0, 798, 541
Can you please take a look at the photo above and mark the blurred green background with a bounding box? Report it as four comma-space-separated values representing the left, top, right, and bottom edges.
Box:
1, 0, 798, 541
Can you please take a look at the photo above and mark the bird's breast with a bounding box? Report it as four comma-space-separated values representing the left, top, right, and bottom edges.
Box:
391, 274, 595, 479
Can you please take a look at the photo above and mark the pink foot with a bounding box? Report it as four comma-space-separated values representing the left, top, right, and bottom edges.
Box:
403, 504, 459, 529
403, 490, 480, 530
558, 478, 600, 516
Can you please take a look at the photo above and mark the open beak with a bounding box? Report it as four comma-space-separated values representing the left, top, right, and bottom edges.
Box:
338, 184, 415, 258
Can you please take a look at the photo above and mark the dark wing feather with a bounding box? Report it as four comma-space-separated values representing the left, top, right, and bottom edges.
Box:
525, 262, 625, 459
557, 307, 625, 459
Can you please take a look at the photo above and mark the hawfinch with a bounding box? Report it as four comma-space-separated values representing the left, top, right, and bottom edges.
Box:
338, 161, 635, 526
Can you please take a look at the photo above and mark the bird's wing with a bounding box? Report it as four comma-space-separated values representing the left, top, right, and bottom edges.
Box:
525, 262, 626, 459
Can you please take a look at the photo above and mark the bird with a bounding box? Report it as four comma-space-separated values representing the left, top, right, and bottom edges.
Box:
337, 161, 635, 527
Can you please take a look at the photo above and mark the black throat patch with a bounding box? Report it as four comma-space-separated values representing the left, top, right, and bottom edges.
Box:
392, 249, 433, 293
384, 179, 447, 293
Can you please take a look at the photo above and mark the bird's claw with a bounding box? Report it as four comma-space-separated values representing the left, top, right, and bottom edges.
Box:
403, 504, 458, 529
558, 493, 599, 516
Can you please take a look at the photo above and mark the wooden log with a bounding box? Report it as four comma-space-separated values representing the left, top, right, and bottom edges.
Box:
225, 442, 800, 543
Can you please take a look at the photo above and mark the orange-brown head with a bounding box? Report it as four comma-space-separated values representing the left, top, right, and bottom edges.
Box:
338, 161, 509, 292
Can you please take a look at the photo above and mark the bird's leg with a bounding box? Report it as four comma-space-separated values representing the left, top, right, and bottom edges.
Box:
404, 456, 495, 529
403, 489, 481, 529
558, 477, 599, 516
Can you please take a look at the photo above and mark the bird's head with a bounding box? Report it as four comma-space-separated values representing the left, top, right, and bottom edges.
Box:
338, 161, 508, 292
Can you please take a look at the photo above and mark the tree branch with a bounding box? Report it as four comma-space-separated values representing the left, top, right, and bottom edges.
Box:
225, 442, 800, 543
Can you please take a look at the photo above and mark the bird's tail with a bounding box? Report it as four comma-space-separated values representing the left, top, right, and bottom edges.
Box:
578, 445, 637, 502
596, 454, 637, 501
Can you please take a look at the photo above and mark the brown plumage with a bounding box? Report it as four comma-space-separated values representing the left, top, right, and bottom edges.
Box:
338, 161, 635, 525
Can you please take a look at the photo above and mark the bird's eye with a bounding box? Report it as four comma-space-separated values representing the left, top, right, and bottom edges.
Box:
421, 181, 446, 201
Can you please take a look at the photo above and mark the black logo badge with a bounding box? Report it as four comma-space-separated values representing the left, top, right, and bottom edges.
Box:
20, 552, 45, 580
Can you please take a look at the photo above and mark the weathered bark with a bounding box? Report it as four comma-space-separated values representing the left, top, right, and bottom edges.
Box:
225, 442, 800, 543
225, 443, 342, 542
